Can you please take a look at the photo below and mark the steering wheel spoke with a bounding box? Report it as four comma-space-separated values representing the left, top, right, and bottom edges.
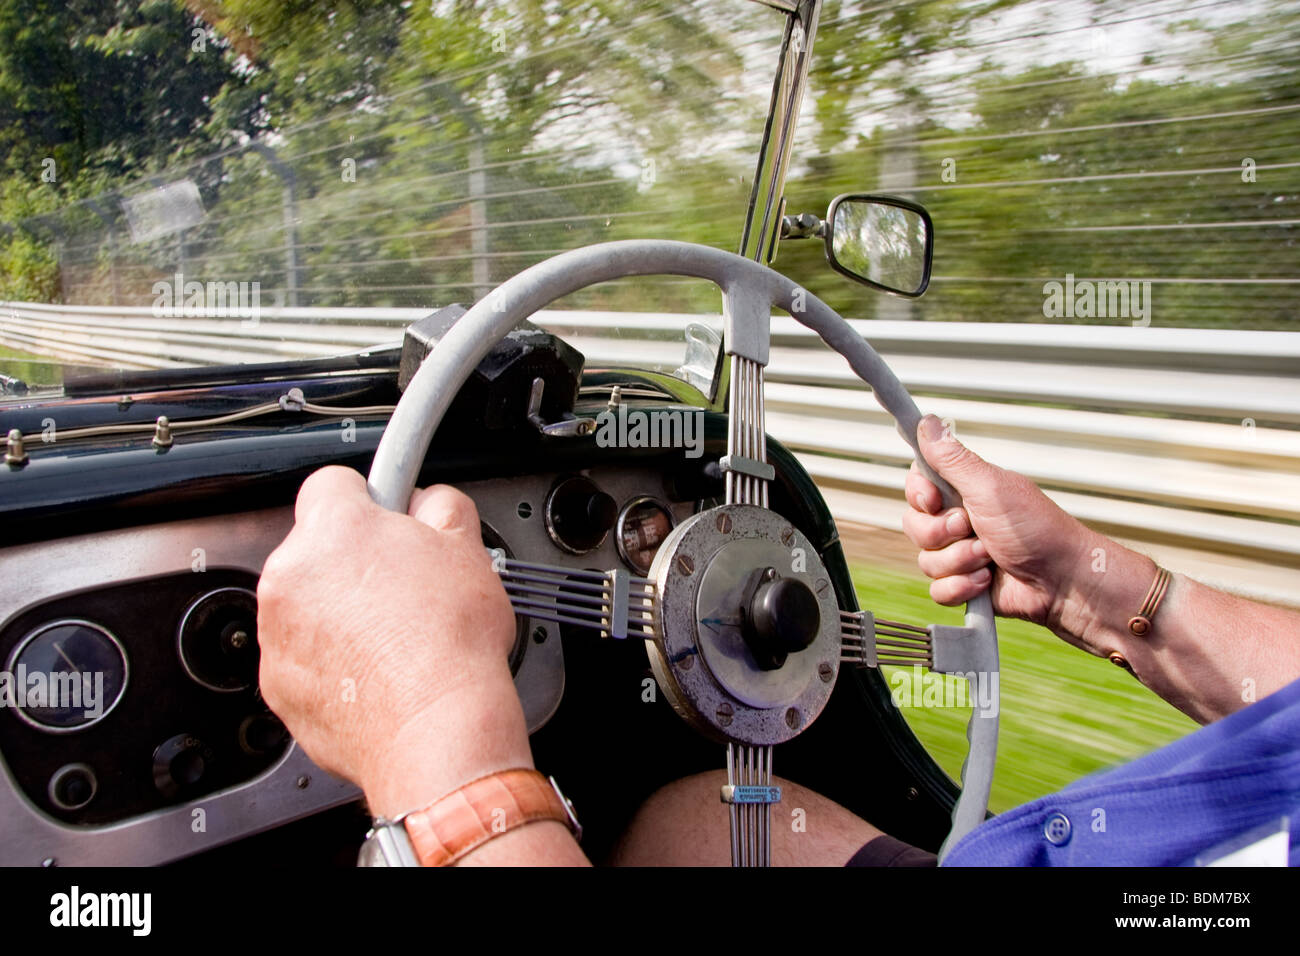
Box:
723, 355, 773, 509
492, 553, 656, 641
840, 609, 935, 668
724, 742, 777, 867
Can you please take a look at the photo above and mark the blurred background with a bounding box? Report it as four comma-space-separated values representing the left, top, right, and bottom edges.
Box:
1, 0, 1297, 811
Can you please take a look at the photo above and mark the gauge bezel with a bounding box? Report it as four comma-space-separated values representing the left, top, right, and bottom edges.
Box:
5, 619, 129, 733
615, 495, 677, 575
177, 587, 260, 694
543, 475, 615, 556
48, 762, 98, 811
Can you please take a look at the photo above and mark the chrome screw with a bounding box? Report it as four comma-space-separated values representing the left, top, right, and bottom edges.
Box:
716, 702, 734, 727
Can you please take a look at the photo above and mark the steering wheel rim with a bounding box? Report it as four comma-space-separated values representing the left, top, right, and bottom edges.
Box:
366, 239, 998, 864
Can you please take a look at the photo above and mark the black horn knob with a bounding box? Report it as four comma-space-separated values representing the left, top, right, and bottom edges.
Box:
741, 570, 820, 670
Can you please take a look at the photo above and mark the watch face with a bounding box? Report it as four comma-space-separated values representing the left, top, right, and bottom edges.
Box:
356, 825, 418, 867
357, 835, 389, 867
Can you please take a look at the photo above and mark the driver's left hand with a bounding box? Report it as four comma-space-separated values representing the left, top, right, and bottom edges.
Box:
256, 466, 531, 816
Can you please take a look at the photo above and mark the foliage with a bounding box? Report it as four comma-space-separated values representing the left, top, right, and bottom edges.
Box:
0, 0, 1296, 329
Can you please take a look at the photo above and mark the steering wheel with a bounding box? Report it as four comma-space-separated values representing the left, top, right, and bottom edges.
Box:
366, 240, 999, 866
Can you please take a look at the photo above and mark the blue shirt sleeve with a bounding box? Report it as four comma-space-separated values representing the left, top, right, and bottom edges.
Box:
941, 676, 1300, 866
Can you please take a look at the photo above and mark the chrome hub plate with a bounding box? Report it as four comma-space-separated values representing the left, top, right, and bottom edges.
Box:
646, 504, 841, 745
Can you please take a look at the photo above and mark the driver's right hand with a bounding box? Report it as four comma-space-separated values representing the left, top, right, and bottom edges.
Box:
901, 414, 1101, 635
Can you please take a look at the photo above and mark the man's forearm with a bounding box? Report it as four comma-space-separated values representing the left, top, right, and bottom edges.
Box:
360, 673, 590, 866
1049, 527, 1300, 723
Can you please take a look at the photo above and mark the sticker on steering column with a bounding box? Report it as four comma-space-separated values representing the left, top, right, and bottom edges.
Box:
721, 785, 782, 805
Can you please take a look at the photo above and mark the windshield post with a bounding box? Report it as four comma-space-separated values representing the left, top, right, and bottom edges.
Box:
712, 0, 823, 409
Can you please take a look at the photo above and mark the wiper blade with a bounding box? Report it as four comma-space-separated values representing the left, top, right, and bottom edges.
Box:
63, 346, 402, 397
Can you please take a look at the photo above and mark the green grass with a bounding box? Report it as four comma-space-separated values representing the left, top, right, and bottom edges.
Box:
850, 562, 1197, 813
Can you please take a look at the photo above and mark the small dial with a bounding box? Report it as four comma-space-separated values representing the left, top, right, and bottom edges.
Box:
544, 475, 618, 555
616, 497, 676, 575
177, 588, 260, 692
5, 620, 128, 732
48, 763, 98, 810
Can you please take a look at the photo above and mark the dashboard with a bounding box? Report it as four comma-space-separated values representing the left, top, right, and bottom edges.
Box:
0, 461, 697, 866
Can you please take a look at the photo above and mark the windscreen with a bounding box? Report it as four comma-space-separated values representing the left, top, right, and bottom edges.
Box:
0, 0, 786, 389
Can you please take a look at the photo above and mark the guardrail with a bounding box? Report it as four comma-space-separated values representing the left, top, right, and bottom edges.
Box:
4, 302, 1298, 605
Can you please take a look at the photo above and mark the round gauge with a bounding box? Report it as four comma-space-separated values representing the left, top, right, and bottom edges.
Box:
178, 588, 260, 693
48, 763, 98, 811
616, 497, 676, 575
544, 475, 618, 555
5, 620, 128, 732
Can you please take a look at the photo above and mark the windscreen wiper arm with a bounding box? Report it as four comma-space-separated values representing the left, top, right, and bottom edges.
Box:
62, 346, 402, 397
0, 373, 29, 396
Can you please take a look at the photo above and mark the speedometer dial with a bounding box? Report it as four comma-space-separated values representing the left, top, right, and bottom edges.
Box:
616, 497, 676, 575
6, 620, 128, 732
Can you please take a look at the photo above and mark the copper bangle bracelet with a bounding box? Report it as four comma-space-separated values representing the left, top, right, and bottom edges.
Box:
1127, 565, 1172, 637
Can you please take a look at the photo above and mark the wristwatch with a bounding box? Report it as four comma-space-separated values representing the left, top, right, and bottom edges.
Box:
357, 768, 581, 867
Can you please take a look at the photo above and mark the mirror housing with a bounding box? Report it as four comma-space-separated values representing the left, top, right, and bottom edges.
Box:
824, 194, 933, 297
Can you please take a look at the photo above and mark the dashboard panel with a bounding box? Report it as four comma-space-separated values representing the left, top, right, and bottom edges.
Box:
0, 462, 695, 865
0, 569, 286, 826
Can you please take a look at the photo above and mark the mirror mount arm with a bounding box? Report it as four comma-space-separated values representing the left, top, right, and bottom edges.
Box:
779, 212, 827, 240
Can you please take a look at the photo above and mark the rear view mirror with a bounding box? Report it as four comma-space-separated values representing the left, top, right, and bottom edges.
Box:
825, 194, 933, 297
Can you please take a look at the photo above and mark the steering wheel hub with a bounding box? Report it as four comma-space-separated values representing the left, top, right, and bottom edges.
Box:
647, 504, 841, 745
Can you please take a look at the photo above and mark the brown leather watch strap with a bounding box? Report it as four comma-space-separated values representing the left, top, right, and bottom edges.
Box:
402, 768, 576, 867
